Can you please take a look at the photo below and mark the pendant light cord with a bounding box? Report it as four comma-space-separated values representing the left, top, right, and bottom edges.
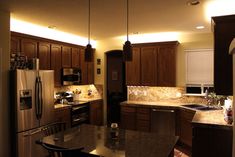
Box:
88, 0, 91, 44
127, 0, 129, 41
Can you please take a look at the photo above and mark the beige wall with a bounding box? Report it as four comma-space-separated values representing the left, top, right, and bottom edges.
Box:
0, 10, 10, 157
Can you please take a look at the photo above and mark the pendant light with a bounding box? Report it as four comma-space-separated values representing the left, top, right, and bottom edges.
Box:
85, 0, 93, 62
123, 0, 133, 61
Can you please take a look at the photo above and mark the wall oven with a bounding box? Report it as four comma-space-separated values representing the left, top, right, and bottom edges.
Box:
70, 103, 89, 127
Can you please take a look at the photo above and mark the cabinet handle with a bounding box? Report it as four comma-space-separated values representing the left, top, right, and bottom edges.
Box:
152, 109, 174, 113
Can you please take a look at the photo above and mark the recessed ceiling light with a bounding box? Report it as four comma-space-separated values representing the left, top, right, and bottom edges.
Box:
196, 25, 205, 29
187, 0, 200, 6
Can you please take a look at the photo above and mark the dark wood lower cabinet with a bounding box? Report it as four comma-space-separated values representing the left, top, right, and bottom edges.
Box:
192, 126, 232, 157
89, 100, 103, 126
54, 107, 71, 129
120, 106, 136, 130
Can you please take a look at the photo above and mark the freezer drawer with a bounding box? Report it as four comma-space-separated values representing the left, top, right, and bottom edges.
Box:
150, 108, 176, 136
17, 127, 48, 157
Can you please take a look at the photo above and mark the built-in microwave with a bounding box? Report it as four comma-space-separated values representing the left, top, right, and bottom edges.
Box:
62, 68, 82, 85
185, 84, 214, 96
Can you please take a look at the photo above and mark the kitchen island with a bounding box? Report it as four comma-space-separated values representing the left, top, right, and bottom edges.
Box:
40, 124, 178, 157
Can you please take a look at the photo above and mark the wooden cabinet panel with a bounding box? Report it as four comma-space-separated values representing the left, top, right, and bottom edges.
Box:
192, 126, 232, 157
212, 15, 235, 95
136, 107, 150, 132
71, 47, 80, 68
89, 100, 103, 126
126, 47, 141, 86
157, 46, 176, 86
21, 38, 38, 59
141, 46, 157, 86
54, 107, 71, 129
120, 106, 136, 130
11, 36, 21, 55
38, 42, 51, 70
87, 61, 94, 84
62, 46, 72, 68
179, 109, 195, 147
51, 44, 62, 87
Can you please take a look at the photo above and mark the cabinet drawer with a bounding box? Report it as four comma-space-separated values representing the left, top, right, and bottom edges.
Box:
137, 107, 150, 114
137, 113, 150, 120
121, 106, 136, 113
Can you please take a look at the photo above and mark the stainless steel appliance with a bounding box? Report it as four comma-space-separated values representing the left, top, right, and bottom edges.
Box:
62, 68, 81, 85
69, 101, 90, 127
11, 69, 55, 157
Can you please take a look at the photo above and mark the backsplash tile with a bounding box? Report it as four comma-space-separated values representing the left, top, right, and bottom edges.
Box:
127, 86, 208, 104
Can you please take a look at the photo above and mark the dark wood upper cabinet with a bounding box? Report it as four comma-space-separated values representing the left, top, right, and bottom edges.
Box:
141, 46, 158, 86
212, 15, 235, 95
157, 44, 176, 87
10, 36, 21, 55
126, 47, 141, 86
62, 46, 72, 68
21, 38, 38, 59
71, 47, 80, 68
126, 42, 178, 86
38, 42, 51, 70
51, 44, 62, 87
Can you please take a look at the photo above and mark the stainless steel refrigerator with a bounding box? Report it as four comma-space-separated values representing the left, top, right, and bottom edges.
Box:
11, 69, 55, 157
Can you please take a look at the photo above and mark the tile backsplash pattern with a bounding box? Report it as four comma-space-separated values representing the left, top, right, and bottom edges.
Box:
54, 84, 103, 101
128, 86, 208, 104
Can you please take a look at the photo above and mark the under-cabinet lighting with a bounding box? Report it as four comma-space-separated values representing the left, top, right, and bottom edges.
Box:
10, 18, 96, 47
196, 26, 205, 29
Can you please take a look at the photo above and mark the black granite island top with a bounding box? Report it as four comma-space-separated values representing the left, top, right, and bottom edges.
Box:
41, 124, 178, 157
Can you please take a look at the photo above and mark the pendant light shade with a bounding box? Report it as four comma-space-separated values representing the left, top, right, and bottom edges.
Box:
123, 0, 132, 61
85, 0, 93, 62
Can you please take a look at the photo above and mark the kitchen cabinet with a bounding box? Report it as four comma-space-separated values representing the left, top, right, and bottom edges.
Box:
125, 41, 178, 86
51, 44, 62, 87
62, 46, 72, 68
89, 100, 103, 126
136, 107, 150, 132
10, 35, 21, 55
54, 107, 71, 129
141, 46, 158, 86
150, 108, 176, 135
212, 15, 235, 95
192, 126, 232, 157
125, 47, 141, 86
71, 47, 80, 68
120, 106, 136, 130
179, 109, 195, 147
80, 48, 94, 85
38, 42, 51, 70
21, 38, 38, 59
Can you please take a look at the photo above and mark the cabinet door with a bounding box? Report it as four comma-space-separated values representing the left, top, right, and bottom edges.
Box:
80, 48, 88, 85
126, 47, 141, 86
38, 42, 51, 70
87, 61, 94, 84
62, 46, 72, 68
21, 38, 38, 59
54, 108, 71, 129
157, 45, 176, 87
51, 44, 62, 87
136, 107, 150, 132
179, 109, 195, 147
120, 106, 136, 130
89, 100, 103, 126
141, 46, 157, 86
71, 47, 80, 68
11, 35, 21, 55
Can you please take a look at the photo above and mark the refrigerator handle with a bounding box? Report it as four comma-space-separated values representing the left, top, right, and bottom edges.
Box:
38, 76, 43, 119
35, 76, 40, 120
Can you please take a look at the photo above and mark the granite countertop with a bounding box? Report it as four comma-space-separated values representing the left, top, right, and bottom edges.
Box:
121, 101, 232, 129
54, 98, 103, 109
41, 124, 178, 157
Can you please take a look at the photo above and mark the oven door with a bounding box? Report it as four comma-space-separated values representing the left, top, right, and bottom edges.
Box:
71, 105, 89, 127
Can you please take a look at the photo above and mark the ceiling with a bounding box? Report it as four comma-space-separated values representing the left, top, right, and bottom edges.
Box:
0, 0, 234, 41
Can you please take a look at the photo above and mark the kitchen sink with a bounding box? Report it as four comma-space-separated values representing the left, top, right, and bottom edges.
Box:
181, 104, 222, 111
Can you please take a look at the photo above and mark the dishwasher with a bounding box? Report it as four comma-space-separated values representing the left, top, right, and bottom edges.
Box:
150, 108, 175, 136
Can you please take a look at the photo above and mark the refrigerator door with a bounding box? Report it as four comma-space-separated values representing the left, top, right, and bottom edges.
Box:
17, 127, 48, 157
39, 70, 55, 126
16, 70, 39, 132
